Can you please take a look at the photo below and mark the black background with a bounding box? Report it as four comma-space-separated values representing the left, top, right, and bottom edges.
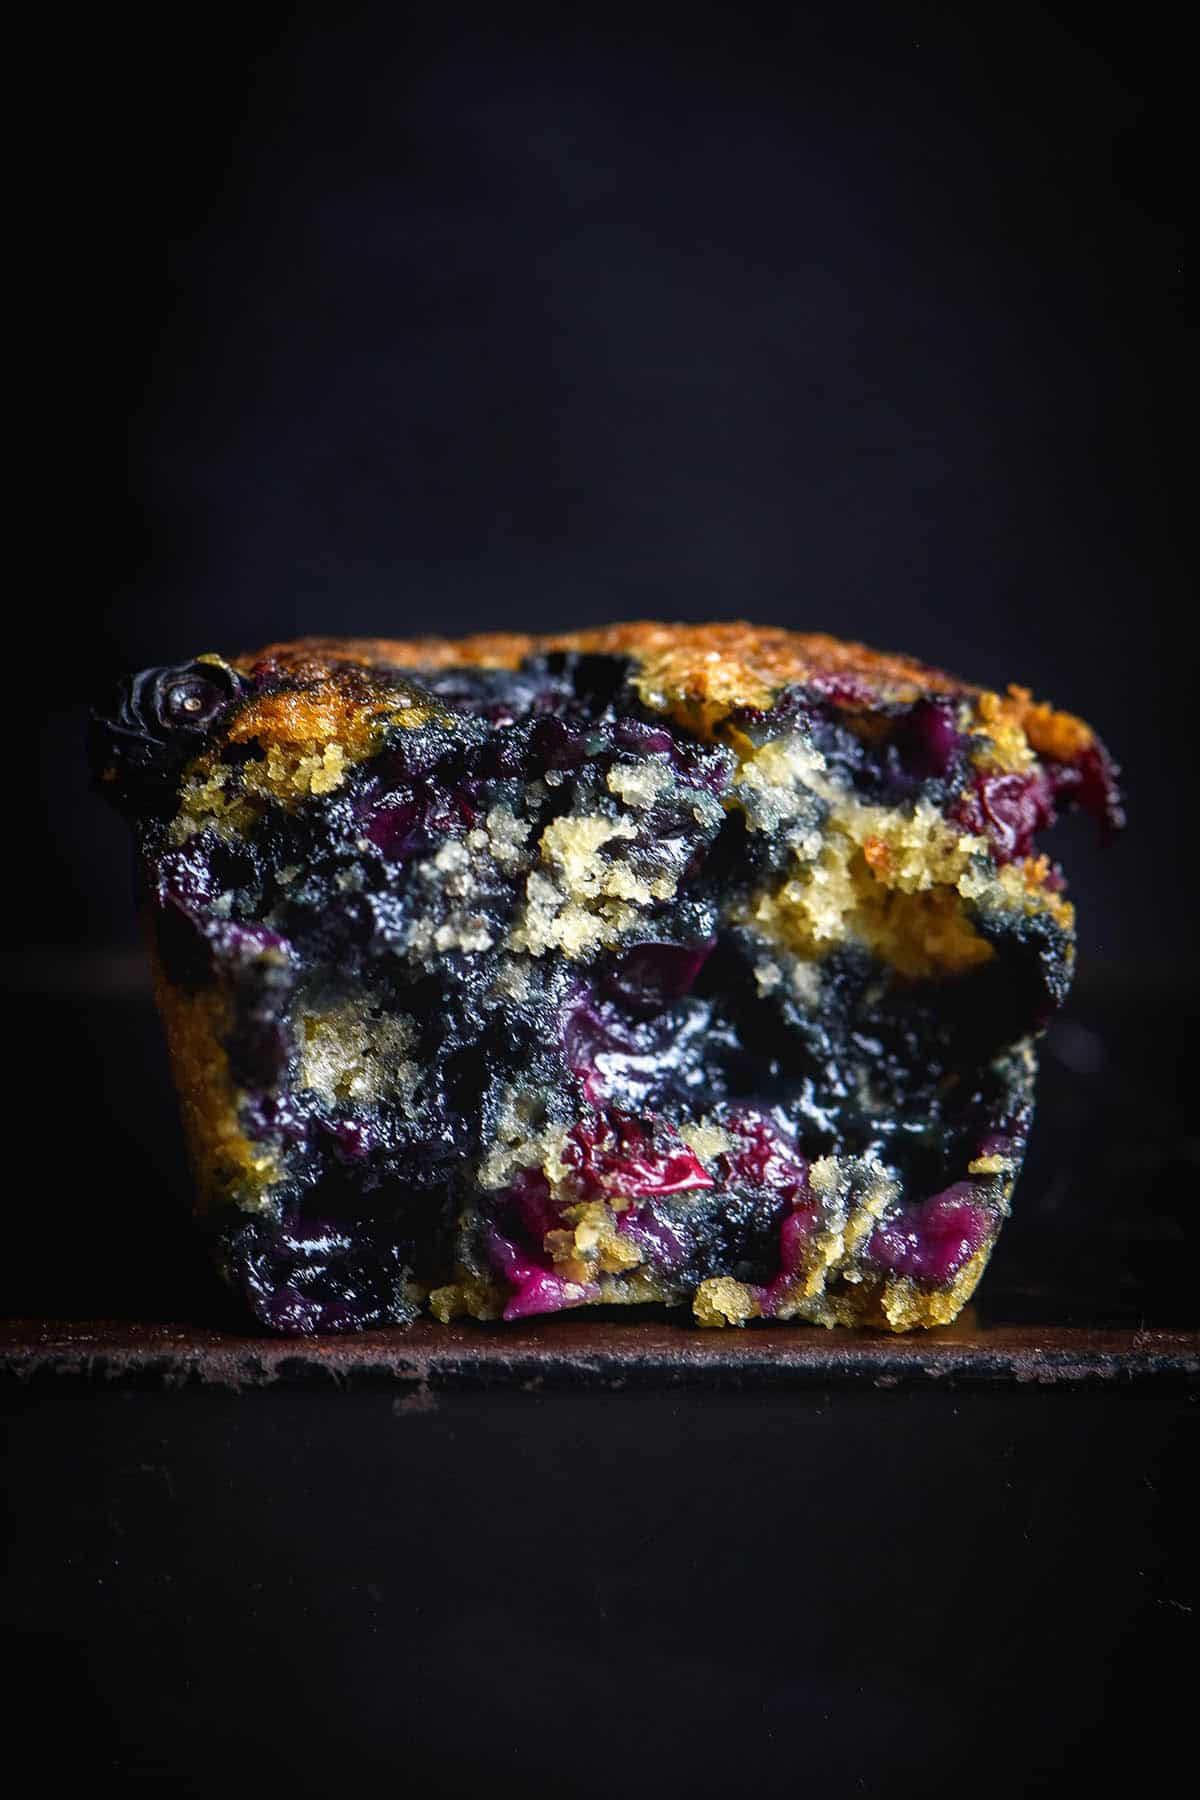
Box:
4, 9, 1196, 1795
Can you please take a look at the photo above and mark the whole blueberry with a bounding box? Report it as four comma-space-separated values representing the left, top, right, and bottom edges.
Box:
89, 658, 248, 817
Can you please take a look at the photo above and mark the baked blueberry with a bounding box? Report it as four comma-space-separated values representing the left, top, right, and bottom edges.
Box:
91, 623, 1121, 1333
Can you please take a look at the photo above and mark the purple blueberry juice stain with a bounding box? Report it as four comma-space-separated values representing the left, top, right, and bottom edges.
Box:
756, 1206, 822, 1318
898, 697, 964, 780
562, 962, 716, 1105
711, 1108, 818, 1314
485, 1228, 599, 1321
561, 988, 646, 1087
240, 1092, 310, 1154
603, 940, 716, 1012
953, 736, 1124, 864
867, 1184, 991, 1285
805, 670, 887, 708
560, 1112, 714, 1200
509, 1169, 562, 1245
616, 1207, 689, 1271
362, 786, 476, 861
609, 719, 675, 757
315, 1115, 378, 1162
500, 1268, 599, 1321
1048, 741, 1125, 843
952, 771, 1056, 863
726, 686, 971, 805
717, 1109, 810, 1201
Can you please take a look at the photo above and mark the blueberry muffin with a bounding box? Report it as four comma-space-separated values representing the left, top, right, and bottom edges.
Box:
90, 623, 1122, 1334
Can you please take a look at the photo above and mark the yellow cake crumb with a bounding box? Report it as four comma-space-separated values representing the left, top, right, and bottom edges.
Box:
678, 1120, 734, 1164
298, 1002, 418, 1108
967, 1153, 1011, 1176
509, 810, 676, 957
149, 950, 284, 1213
694, 1276, 758, 1326
607, 759, 673, 810
428, 1278, 504, 1322
876, 1246, 992, 1330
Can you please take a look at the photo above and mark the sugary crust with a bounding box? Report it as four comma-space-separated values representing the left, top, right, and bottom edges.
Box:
212, 623, 1102, 934
234, 622, 1104, 752
236, 622, 966, 715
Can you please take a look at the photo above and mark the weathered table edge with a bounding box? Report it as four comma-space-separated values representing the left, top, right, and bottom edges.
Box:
3, 1318, 1198, 1391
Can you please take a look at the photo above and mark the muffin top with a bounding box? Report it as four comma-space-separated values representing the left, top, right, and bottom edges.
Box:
233, 620, 1105, 762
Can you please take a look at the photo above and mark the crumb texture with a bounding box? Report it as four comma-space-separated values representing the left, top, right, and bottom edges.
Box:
89, 623, 1121, 1334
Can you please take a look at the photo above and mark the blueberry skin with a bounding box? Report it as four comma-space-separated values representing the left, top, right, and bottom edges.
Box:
89, 658, 249, 818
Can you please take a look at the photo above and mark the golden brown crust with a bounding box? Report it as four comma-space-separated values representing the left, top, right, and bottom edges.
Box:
187, 625, 1101, 941
235, 622, 967, 715
146, 934, 283, 1212
232, 622, 1104, 754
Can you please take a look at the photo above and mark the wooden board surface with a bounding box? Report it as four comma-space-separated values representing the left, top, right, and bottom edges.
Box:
5, 1315, 1197, 1388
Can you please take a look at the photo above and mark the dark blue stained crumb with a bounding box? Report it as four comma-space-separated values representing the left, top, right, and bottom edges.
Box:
219, 1214, 431, 1334
97, 651, 1079, 1332
724, 686, 972, 810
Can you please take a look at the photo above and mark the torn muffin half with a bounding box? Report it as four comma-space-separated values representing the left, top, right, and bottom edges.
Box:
90, 623, 1122, 1333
